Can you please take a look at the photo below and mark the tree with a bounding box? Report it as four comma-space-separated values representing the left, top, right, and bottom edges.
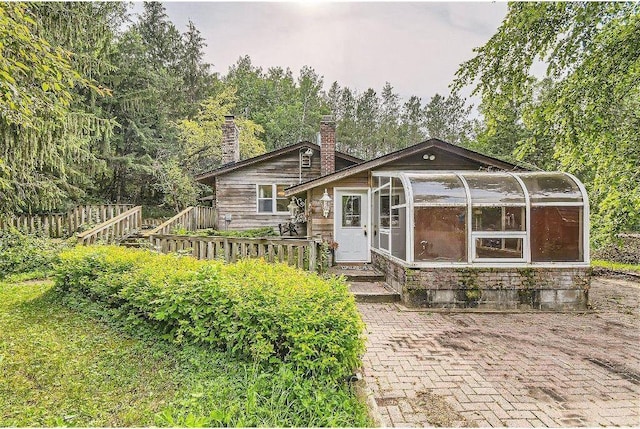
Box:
398, 96, 425, 149
454, 2, 640, 243
378, 82, 401, 154
423, 93, 475, 146
175, 87, 266, 174
355, 89, 379, 159
0, 3, 113, 213
180, 20, 214, 118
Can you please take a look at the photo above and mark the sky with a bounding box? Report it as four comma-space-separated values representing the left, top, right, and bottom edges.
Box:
134, 1, 509, 105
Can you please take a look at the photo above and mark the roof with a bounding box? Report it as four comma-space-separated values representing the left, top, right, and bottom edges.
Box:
284, 138, 524, 196
194, 141, 362, 182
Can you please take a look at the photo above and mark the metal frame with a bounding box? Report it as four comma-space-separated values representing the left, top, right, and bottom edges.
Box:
370, 171, 590, 268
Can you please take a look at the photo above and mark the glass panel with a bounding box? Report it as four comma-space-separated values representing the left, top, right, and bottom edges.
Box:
380, 186, 390, 228
258, 199, 273, 212
391, 207, 406, 260
342, 195, 361, 227
372, 190, 380, 249
463, 173, 525, 204
258, 185, 273, 199
276, 198, 289, 212
518, 173, 583, 203
475, 238, 523, 259
531, 207, 583, 261
380, 231, 389, 251
410, 175, 467, 204
472, 207, 525, 231
391, 177, 406, 206
414, 207, 466, 262
275, 185, 288, 212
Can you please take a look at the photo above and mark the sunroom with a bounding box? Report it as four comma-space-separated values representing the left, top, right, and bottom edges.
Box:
371, 171, 589, 266
369, 171, 591, 310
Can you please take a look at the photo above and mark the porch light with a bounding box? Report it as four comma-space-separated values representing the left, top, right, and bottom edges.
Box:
319, 189, 332, 218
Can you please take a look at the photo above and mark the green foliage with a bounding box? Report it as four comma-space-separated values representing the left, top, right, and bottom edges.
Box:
454, 2, 640, 244
0, 279, 369, 427
0, 229, 69, 279
225, 56, 330, 150
591, 260, 640, 274
0, 3, 115, 214
423, 93, 476, 146
175, 86, 266, 174
54, 245, 366, 381
153, 159, 199, 212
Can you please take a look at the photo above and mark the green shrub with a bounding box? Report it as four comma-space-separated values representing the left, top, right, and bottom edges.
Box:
54, 245, 365, 381
0, 228, 69, 279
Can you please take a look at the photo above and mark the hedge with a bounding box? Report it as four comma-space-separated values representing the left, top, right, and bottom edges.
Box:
0, 228, 69, 279
54, 245, 365, 381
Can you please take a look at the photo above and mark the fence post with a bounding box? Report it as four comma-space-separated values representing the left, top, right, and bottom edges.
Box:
308, 239, 317, 272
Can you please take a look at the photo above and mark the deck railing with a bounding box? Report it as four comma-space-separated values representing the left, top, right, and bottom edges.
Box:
0, 204, 133, 238
77, 206, 142, 245
149, 234, 321, 272
144, 206, 216, 236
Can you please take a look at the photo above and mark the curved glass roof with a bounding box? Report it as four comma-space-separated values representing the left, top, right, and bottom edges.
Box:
462, 173, 525, 205
408, 174, 467, 205
517, 173, 583, 203
396, 172, 586, 206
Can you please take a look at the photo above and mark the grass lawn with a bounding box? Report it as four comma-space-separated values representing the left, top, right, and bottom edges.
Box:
0, 279, 370, 427
592, 259, 640, 274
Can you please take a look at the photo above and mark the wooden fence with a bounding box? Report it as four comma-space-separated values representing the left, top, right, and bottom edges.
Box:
144, 206, 216, 236
0, 204, 133, 238
77, 206, 142, 245
149, 234, 321, 272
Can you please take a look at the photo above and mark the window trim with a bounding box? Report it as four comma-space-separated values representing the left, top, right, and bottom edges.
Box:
256, 184, 291, 215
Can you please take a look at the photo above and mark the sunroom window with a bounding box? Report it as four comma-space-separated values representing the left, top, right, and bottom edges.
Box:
371, 171, 588, 266
519, 173, 584, 262
463, 173, 527, 262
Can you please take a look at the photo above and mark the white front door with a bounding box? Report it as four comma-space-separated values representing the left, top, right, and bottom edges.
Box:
334, 189, 369, 262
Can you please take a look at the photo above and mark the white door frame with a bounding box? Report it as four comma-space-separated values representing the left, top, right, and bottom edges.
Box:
333, 187, 371, 263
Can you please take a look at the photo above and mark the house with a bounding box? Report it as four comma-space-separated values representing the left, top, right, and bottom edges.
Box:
196, 115, 590, 310
195, 116, 361, 231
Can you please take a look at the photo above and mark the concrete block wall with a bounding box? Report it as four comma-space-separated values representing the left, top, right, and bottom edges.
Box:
371, 251, 591, 311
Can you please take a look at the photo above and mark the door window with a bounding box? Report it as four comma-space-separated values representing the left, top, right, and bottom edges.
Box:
342, 195, 361, 227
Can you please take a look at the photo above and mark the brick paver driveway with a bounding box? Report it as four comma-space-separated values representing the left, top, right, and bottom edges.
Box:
358, 277, 640, 427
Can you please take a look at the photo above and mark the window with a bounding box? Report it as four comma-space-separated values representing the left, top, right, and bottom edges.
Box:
257, 184, 289, 214
414, 207, 467, 262
531, 207, 583, 261
341, 195, 361, 227
301, 153, 312, 168
463, 173, 527, 262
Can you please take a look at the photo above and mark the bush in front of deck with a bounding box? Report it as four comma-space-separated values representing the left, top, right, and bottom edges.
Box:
0, 228, 69, 279
54, 245, 365, 381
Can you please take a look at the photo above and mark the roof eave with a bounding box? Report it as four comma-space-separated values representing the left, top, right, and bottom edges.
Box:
194, 141, 363, 182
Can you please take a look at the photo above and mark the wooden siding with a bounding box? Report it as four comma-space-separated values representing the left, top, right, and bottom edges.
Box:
306, 172, 370, 241
215, 150, 323, 231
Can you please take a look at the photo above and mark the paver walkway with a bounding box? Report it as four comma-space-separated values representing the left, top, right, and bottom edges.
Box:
358, 277, 640, 427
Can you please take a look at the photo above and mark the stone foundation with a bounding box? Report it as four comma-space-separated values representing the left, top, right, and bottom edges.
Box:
371, 251, 591, 311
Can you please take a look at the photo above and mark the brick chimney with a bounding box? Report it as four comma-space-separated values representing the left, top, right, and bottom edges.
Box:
320, 115, 336, 176
221, 115, 239, 165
